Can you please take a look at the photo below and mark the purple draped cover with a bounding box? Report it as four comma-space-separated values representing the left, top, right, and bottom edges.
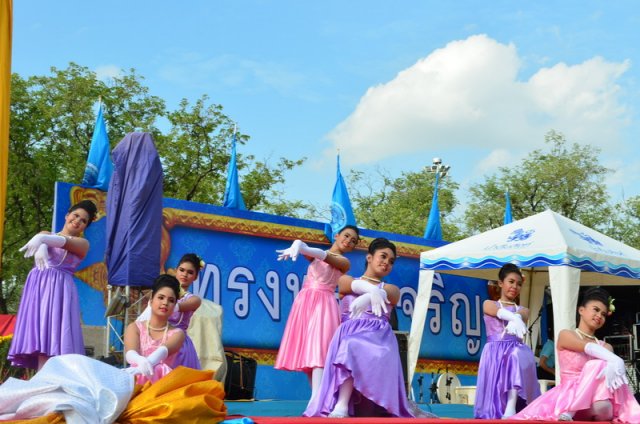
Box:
105, 132, 163, 287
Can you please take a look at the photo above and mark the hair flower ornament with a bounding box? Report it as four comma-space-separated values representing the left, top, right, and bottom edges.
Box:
607, 296, 616, 316
199, 259, 205, 268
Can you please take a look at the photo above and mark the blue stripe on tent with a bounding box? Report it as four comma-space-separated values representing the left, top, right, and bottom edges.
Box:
420, 254, 640, 279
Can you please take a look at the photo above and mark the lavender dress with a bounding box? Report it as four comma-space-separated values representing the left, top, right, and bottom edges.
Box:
304, 286, 413, 418
170, 292, 201, 369
8, 246, 85, 369
474, 302, 541, 419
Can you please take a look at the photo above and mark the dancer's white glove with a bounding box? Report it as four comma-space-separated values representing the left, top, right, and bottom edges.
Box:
351, 279, 389, 317
497, 308, 527, 339
20, 234, 66, 258
34, 243, 50, 270
276, 240, 303, 261
585, 342, 628, 391
349, 293, 371, 319
277, 240, 327, 261
125, 350, 153, 377
147, 346, 169, 366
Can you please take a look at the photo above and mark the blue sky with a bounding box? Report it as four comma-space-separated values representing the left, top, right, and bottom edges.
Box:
13, 1, 640, 220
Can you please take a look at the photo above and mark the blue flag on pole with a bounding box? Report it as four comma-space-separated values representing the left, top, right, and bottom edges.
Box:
504, 191, 513, 225
223, 132, 246, 210
82, 103, 113, 191
423, 173, 443, 240
324, 155, 356, 242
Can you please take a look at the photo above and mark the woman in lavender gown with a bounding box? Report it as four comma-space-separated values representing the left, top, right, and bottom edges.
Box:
304, 237, 413, 418
9, 200, 97, 370
474, 263, 541, 419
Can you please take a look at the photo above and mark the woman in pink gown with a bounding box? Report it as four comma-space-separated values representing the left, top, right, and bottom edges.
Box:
124, 274, 185, 384
274, 225, 360, 405
514, 287, 640, 422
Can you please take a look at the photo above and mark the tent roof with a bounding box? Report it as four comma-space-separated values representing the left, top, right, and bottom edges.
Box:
420, 210, 640, 284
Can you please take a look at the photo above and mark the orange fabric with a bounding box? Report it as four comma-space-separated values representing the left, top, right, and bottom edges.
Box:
115, 366, 227, 424
0, 413, 64, 424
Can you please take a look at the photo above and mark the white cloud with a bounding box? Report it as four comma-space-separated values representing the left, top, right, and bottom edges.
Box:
94, 65, 122, 81
327, 34, 630, 165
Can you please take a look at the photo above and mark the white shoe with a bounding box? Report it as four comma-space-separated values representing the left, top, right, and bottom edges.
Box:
558, 412, 573, 421
328, 407, 348, 418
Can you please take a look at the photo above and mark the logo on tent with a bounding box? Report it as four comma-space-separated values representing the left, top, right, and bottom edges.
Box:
506, 228, 534, 242
570, 229, 603, 246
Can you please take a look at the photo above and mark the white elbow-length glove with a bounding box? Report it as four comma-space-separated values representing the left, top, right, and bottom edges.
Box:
497, 308, 527, 339
125, 350, 153, 377
20, 234, 66, 258
349, 293, 372, 319
276, 240, 327, 261
34, 243, 50, 270
351, 279, 389, 317
585, 342, 628, 391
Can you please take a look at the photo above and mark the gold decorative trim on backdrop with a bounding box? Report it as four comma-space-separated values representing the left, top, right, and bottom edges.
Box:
415, 358, 479, 375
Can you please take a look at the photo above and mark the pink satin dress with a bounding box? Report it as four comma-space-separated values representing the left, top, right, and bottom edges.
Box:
514, 340, 640, 422
275, 258, 343, 372
133, 321, 181, 385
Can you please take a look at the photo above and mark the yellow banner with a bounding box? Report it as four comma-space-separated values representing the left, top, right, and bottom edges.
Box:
0, 0, 12, 271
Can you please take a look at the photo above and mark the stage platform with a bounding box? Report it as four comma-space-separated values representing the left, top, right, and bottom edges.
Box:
224, 400, 607, 423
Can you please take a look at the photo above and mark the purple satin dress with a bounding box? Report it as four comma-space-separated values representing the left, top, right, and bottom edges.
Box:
304, 286, 413, 418
9, 246, 85, 369
170, 292, 201, 369
474, 302, 541, 419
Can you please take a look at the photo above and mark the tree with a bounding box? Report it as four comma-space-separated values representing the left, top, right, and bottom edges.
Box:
156, 96, 308, 213
1, 64, 307, 313
464, 130, 612, 234
348, 167, 461, 240
605, 196, 640, 250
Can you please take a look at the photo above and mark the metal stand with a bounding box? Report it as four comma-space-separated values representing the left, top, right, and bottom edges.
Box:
104, 285, 146, 365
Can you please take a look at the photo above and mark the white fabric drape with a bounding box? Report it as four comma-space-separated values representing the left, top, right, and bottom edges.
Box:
548, 265, 581, 384
0, 354, 133, 424
407, 269, 435, 392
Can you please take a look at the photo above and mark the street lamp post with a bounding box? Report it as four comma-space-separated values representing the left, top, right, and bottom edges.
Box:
423, 157, 451, 241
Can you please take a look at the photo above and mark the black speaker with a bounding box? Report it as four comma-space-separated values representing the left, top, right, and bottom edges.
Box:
224, 351, 257, 400
394, 330, 410, 396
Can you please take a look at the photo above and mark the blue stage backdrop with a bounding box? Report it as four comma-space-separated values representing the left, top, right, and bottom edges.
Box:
54, 182, 488, 399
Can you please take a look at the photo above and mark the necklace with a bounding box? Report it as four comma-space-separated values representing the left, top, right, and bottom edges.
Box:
361, 275, 382, 284
575, 328, 598, 341
147, 323, 168, 331
146, 320, 169, 341
498, 299, 517, 306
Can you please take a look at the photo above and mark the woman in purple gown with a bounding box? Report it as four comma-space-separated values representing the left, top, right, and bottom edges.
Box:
9, 200, 97, 370
304, 237, 413, 418
474, 263, 541, 419
170, 253, 203, 369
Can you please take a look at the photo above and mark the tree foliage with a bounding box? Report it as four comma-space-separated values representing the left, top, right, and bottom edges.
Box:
1, 63, 306, 313
157, 96, 307, 212
348, 167, 461, 240
464, 131, 612, 234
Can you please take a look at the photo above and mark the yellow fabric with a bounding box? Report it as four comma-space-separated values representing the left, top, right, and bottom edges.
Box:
115, 366, 227, 424
0, 413, 65, 424
0, 0, 12, 271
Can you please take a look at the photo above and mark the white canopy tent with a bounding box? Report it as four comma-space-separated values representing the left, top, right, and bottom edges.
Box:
408, 209, 640, 385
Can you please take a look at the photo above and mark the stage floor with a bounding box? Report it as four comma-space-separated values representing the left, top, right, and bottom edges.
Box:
226, 399, 472, 418
224, 400, 608, 423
